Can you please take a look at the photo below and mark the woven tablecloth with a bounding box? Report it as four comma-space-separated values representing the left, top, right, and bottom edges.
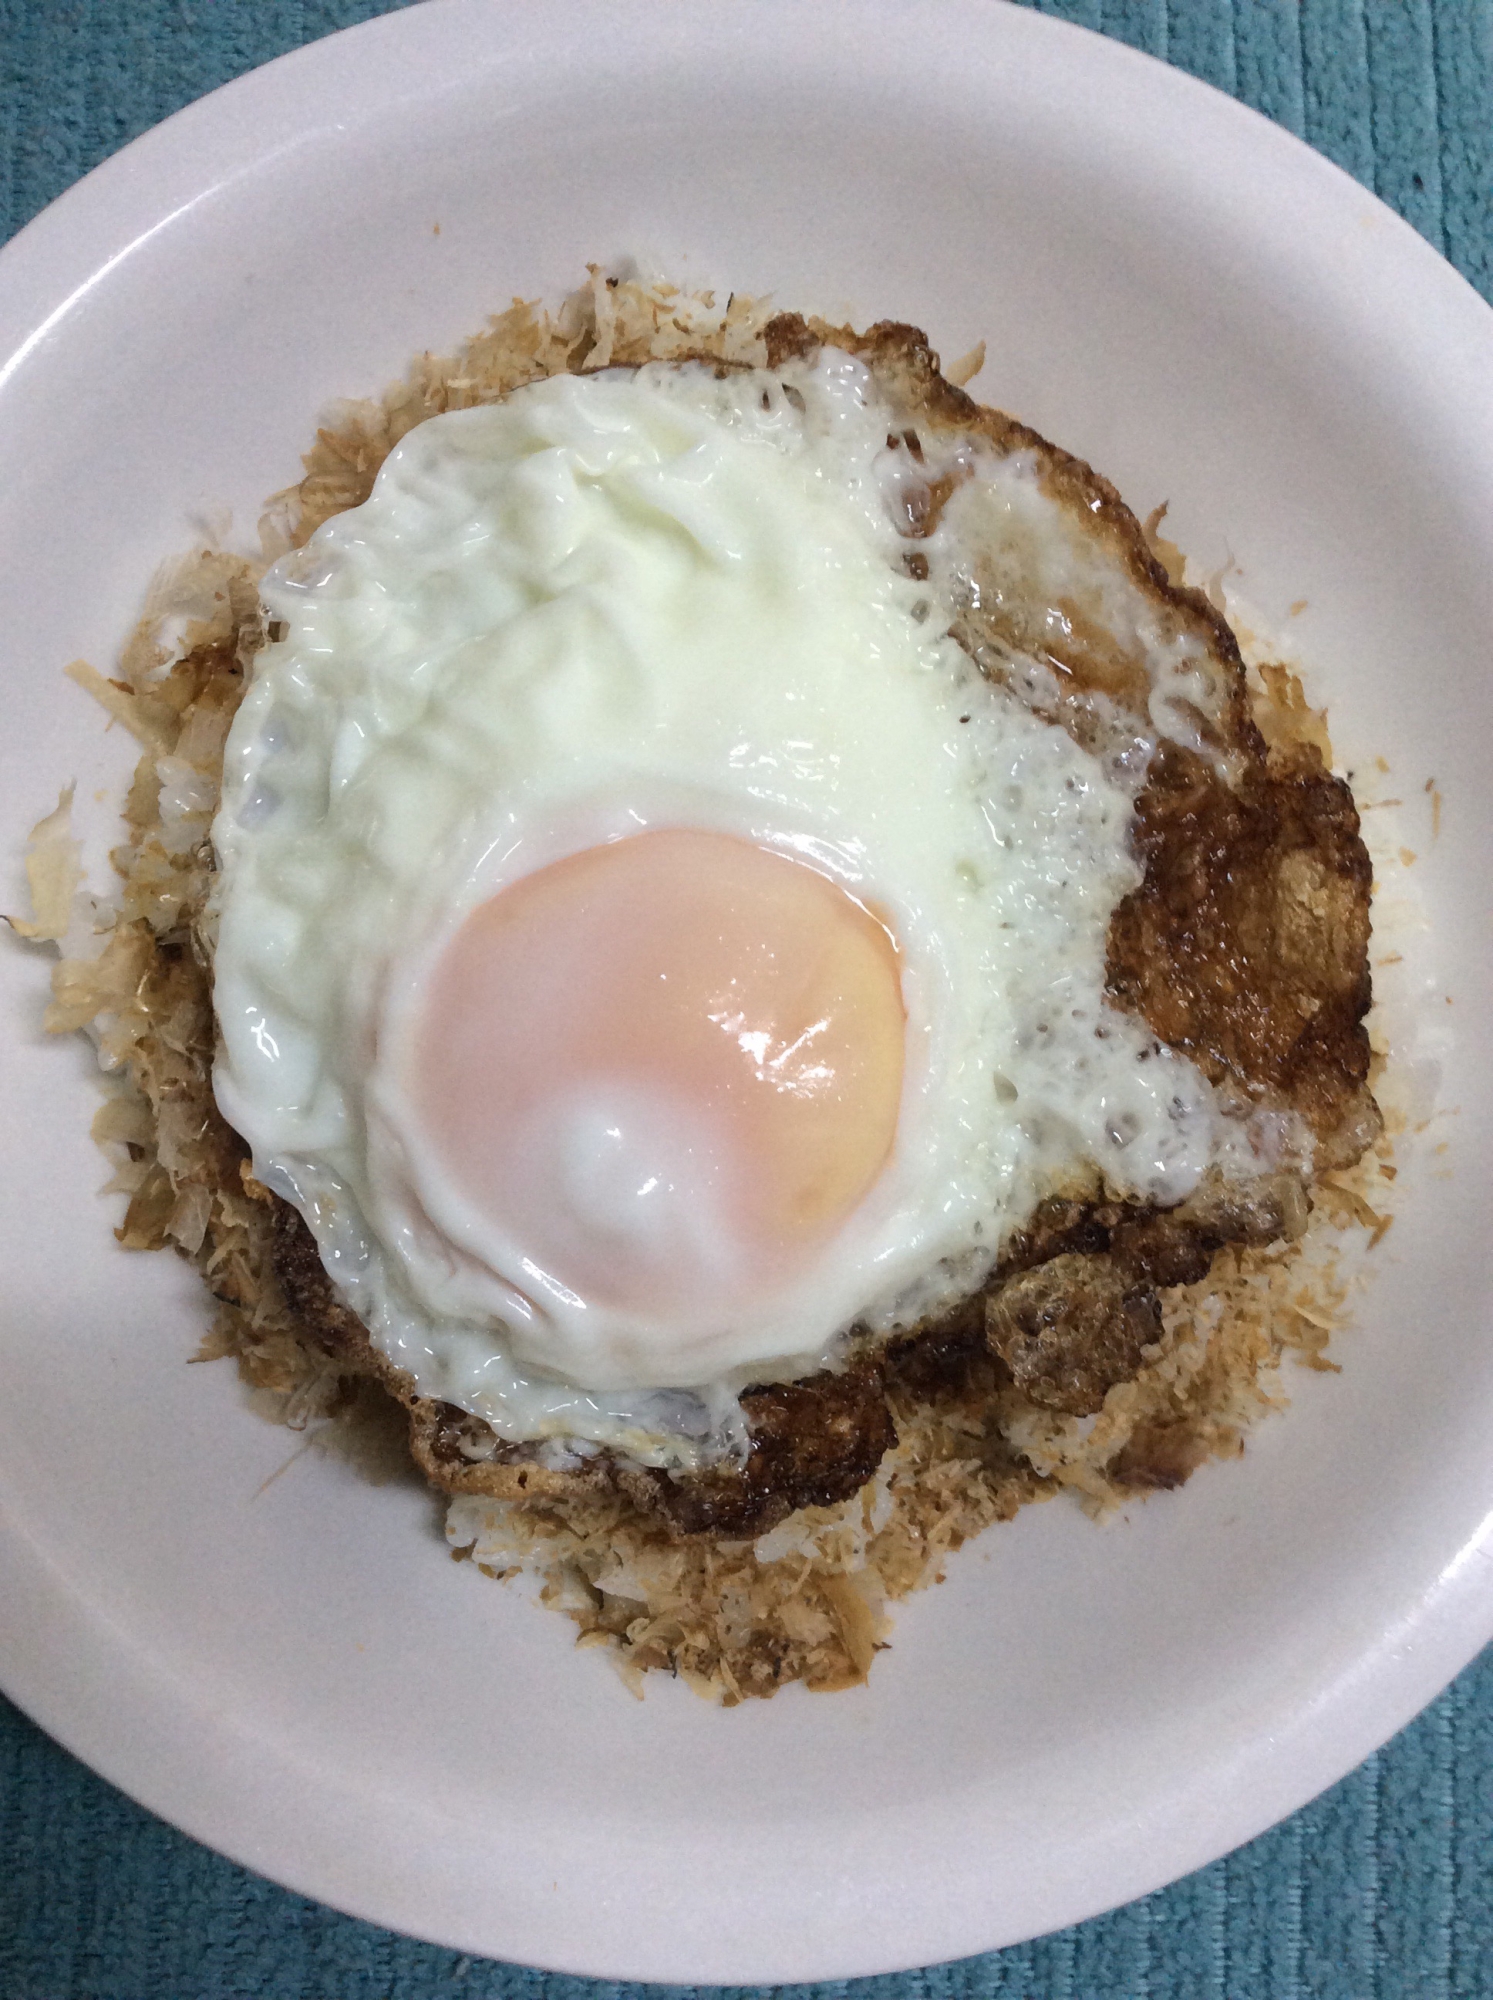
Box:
2, 3, 1490, 1994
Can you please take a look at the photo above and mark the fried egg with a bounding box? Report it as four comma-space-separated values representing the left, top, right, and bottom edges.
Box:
211, 350, 1234, 1467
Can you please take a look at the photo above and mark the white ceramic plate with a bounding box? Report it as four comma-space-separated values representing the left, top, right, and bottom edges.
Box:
1, 0, 1490, 1980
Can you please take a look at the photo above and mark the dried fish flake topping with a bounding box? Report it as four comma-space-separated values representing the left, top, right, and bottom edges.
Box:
23, 273, 1394, 1702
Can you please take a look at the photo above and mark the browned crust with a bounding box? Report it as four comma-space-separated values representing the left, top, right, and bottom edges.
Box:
1108, 740, 1378, 1165
766, 315, 1264, 762
985, 1255, 1165, 1414
269, 1159, 1319, 1535
615, 1366, 897, 1539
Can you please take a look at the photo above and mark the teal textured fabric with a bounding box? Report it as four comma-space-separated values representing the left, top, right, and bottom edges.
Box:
1, 3, 1490, 1995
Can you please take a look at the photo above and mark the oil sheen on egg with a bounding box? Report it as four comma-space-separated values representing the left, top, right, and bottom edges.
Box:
211, 351, 1224, 1468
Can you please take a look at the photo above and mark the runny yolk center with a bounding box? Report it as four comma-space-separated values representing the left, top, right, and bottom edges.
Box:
409, 829, 906, 1320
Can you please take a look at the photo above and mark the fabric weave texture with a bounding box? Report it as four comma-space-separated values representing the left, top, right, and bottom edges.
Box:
1, 2, 1490, 1995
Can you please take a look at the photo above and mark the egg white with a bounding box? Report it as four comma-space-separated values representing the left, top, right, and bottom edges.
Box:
211, 351, 1230, 1468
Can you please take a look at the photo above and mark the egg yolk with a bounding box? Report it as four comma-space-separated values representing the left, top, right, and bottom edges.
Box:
409, 829, 905, 1323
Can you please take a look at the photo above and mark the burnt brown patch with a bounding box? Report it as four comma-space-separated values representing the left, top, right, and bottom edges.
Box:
620, 1364, 897, 1540
1107, 740, 1377, 1161
985, 1256, 1164, 1417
